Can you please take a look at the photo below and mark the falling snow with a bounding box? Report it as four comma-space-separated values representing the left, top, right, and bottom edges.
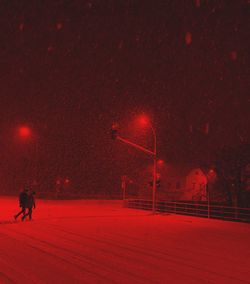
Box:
185, 32, 192, 45
56, 22, 63, 31
0, 1, 248, 195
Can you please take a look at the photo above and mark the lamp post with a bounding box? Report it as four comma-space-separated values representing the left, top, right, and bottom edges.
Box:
138, 115, 157, 214
121, 175, 127, 206
111, 115, 158, 214
206, 182, 210, 218
148, 123, 157, 214
205, 169, 216, 219
17, 125, 39, 185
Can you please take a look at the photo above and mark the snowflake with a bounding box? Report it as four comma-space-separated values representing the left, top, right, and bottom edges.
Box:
185, 32, 192, 45
19, 23, 24, 31
56, 22, 63, 30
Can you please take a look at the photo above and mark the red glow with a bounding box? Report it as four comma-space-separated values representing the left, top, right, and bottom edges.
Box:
47, 46, 54, 52
185, 32, 192, 45
18, 126, 31, 138
56, 22, 63, 30
195, 0, 201, 7
137, 114, 150, 127
207, 169, 217, 182
111, 122, 119, 130
19, 23, 24, 31
229, 51, 237, 61
157, 159, 164, 166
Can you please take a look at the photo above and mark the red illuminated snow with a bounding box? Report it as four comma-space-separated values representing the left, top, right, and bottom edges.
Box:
1, 197, 250, 283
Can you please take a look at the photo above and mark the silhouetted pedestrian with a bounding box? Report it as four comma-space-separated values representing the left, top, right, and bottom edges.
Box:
22, 191, 36, 221
14, 187, 28, 220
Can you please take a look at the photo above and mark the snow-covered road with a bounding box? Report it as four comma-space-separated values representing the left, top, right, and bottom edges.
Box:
0, 197, 250, 284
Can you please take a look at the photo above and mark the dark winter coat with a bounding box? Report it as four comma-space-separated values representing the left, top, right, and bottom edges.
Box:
26, 194, 36, 209
19, 191, 28, 207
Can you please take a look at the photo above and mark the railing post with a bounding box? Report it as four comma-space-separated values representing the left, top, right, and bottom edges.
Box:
235, 206, 238, 220
127, 199, 250, 224
207, 184, 210, 218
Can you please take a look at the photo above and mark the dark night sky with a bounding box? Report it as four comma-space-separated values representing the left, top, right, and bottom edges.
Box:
0, 0, 249, 193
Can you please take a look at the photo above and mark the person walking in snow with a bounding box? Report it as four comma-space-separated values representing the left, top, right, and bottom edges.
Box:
14, 187, 28, 220
22, 190, 36, 221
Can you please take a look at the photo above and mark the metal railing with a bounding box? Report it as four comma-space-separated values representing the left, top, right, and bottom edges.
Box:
125, 199, 250, 223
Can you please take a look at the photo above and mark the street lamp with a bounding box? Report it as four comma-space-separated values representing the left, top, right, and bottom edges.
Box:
111, 114, 158, 214
17, 125, 39, 185
138, 115, 157, 214
121, 175, 127, 206
18, 126, 31, 139
204, 168, 216, 218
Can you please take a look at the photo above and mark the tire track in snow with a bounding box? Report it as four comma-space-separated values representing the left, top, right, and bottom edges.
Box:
0, 233, 46, 284
0, 229, 116, 284
32, 222, 216, 284
104, 230, 250, 275
2, 226, 149, 284
9, 223, 175, 283
40, 221, 250, 284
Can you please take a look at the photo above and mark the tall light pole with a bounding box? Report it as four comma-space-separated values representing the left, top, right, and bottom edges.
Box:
150, 124, 157, 214
205, 168, 216, 219
111, 115, 158, 214
121, 175, 127, 205
17, 125, 39, 185
138, 115, 157, 214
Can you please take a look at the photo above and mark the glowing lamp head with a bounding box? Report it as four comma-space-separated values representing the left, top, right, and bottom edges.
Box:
207, 169, 217, 182
157, 159, 164, 166
138, 114, 150, 127
18, 126, 31, 139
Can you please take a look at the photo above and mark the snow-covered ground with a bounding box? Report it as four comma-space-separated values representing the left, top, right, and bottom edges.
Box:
0, 197, 250, 284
